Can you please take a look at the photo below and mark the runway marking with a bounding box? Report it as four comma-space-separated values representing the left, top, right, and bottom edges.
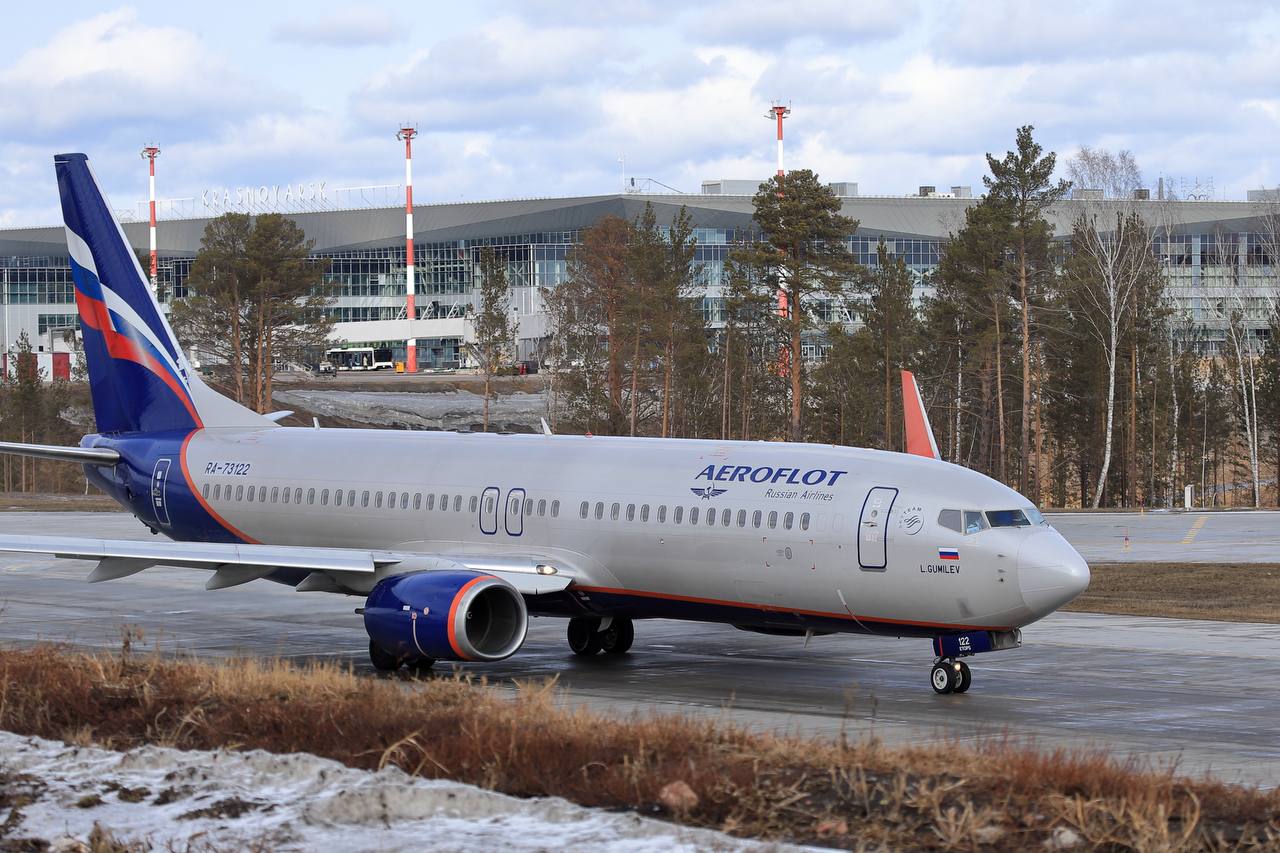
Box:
1182, 515, 1209, 545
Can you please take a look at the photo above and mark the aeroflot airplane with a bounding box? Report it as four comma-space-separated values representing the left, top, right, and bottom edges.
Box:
0, 153, 1089, 694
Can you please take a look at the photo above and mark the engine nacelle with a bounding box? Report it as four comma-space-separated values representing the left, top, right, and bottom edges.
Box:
363, 571, 527, 663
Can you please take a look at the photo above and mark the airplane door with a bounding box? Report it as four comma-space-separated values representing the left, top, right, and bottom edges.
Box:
505, 488, 525, 536
150, 458, 172, 528
857, 486, 898, 570
480, 486, 499, 535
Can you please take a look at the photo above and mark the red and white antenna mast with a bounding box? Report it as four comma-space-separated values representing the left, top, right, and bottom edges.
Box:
766, 103, 791, 370
140, 145, 161, 296
396, 125, 418, 374
768, 102, 790, 179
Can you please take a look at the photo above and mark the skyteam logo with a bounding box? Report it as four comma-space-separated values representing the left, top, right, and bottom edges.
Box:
694, 464, 849, 487
691, 486, 727, 500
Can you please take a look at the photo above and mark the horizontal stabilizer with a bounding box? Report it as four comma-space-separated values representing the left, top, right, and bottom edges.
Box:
0, 441, 119, 465
900, 370, 941, 460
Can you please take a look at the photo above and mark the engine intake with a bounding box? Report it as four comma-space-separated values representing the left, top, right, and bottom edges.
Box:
363, 570, 527, 663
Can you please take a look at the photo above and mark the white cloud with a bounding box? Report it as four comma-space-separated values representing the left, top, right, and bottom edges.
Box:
0, 8, 275, 137
272, 6, 406, 47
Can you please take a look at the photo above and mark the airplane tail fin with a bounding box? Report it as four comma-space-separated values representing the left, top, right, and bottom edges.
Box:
54, 153, 274, 434
901, 370, 941, 460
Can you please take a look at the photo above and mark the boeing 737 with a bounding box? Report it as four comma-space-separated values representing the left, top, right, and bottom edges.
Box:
0, 153, 1089, 694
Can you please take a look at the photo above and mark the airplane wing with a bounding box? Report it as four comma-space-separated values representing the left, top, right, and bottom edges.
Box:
0, 533, 574, 596
900, 370, 942, 460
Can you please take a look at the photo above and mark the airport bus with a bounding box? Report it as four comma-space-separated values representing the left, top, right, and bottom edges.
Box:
325, 347, 395, 371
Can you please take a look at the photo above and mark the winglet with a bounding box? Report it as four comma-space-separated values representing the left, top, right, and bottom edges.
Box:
901, 370, 941, 460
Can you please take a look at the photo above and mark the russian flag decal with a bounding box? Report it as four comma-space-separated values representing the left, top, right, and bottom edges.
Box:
938, 547, 960, 561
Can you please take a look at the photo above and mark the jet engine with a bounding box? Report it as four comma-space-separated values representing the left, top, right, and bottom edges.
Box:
363, 570, 527, 663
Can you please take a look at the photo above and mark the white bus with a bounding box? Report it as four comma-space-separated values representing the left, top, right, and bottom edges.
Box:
326, 347, 395, 371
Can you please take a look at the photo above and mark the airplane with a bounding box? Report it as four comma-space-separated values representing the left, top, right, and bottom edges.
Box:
0, 153, 1089, 694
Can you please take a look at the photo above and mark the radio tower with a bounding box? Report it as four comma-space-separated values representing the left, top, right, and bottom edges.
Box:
140, 145, 161, 296
766, 103, 791, 370
396, 126, 418, 374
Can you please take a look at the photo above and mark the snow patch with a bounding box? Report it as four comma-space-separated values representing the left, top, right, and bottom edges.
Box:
0, 731, 795, 851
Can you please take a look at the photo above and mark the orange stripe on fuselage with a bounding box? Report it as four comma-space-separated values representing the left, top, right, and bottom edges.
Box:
572, 585, 1011, 633
179, 431, 261, 544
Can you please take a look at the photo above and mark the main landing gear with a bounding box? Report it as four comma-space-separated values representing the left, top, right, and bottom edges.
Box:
930, 658, 971, 694
368, 640, 435, 674
568, 616, 634, 657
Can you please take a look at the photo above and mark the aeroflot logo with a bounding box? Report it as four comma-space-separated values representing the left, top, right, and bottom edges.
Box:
694, 465, 849, 487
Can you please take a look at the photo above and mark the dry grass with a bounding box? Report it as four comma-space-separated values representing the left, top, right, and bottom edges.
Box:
1065, 562, 1280, 623
0, 646, 1276, 850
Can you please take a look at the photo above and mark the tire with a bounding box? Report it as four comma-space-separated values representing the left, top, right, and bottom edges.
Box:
406, 657, 436, 676
568, 617, 603, 656
930, 662, 956, 694
600, 618, 634, 655
954, 661, 972, 694
369, 640, 401, 672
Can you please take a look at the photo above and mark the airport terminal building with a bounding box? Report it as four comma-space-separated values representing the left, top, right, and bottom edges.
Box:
0, 184, 1275, 370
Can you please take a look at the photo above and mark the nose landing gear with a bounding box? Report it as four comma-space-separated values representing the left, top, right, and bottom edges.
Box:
929, 659, 971, 694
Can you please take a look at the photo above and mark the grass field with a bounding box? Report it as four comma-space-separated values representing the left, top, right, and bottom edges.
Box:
1065, 562, 1280, 623
0, 645, 1276, 850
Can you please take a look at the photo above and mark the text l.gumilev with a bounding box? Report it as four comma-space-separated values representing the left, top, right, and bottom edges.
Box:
921, 564, 960, 574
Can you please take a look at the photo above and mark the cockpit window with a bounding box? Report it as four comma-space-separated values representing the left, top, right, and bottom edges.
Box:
1025, 506, 1047, 525
964, 510, 987, 534
938, 509, 962, 533
986, 509, 1040, 528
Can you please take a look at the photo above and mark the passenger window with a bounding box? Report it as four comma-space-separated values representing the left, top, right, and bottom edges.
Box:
282, 487, 291, 504
524, 498, 533, 516
438, 493, 446, 510
784, 512, 794, 530
580, 501, 589, 519
538, 499, 547, 517
626, 504, 635, 521
269, 486, 278, 503
510, 496, 519, 515
595, 502, 604, 520
800, 512, 810, 531
551, 500, 559, 517
400, 493, 409, 510
965, 510, 987, 534
307, 488, 315, 505
722, 510, 731, 527
321, 489, 329, 506
657, 505, 666, 523
470, 496, 478, 513
247, 486, 255, 502
737, 509, 746, 528
611, 502, 620, 521
707, 508, 716, 525
768, 510, 777, 529
294, 488, 302, 504
689, 507, 699, 525
673, 506, 683, 524
453, 496, 462, 512
201, 483, 210, 498
413, 493, 421, 510
374, 492, 383, 509
236, 485, 244, 501
362, 491, 370, 508
387, 491, 396, 508
426, 494, 435, 510
938, 509, 962, 533
640, 504, 649, 522
212, 484, 221, 500
752, 509, 761, 528
347, 489, 355, 507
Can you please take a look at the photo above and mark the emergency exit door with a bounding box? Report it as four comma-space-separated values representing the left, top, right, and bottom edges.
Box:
857, 486, 897, 570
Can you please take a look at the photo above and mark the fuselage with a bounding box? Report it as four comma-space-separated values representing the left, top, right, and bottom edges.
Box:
82, 426, 1089, 640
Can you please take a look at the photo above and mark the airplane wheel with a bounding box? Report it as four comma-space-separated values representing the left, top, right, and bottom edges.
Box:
406, 657, 436, 676
369, 640, 401, 672
600, 618, 634, 655
568, 617, 603, 656
953, 661, 972, 694
930, 661, 956, 694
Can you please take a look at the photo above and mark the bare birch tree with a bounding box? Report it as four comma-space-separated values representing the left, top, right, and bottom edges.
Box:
1065, 148, 1157, 507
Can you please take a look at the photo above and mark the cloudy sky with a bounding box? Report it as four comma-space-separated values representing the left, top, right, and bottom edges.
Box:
2, 0, 1279, 227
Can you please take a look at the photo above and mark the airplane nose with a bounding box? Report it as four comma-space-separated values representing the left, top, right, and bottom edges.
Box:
1017, 529, 1090, 617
